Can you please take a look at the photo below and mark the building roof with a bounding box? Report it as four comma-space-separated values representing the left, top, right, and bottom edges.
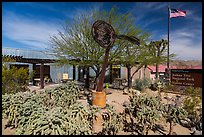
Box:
147, 65, 177, 73
147, 65, 202, 73
190, 66, 202, 69
2, 47, 58, 60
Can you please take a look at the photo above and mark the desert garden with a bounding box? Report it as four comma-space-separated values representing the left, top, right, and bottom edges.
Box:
2, 80, 202, 135
2, 6, 202, 135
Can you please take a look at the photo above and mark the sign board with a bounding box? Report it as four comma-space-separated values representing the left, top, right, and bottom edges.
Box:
63, 73, 68, 80
170, 69, 202, 88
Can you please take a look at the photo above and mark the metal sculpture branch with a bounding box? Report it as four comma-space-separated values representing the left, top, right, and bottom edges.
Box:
92, 20, 140, 92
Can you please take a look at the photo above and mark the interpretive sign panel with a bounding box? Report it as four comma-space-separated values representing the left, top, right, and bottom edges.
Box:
170, 69, 202, 88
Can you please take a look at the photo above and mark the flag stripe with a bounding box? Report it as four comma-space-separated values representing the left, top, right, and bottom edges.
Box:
170, 8, 186, 18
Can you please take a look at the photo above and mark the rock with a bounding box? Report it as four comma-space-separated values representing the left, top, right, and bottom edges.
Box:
191, 130, 202, 135
142, 88, 157, 97
123, 88, 129, 94
84, 90, 90, 96
106, 90, 112, 95
123, 101, 130, 107
123, 92, 128, 95
180, 119, 191, 128
128, 88, 140, 95
172, 132, 177, 135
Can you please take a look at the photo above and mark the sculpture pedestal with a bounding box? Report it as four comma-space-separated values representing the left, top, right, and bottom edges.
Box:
92, 90, 106, 108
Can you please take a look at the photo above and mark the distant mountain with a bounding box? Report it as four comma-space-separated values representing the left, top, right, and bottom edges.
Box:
169, 60, 202, 68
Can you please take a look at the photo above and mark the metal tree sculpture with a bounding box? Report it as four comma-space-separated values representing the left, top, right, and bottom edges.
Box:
92, 20, 140, 92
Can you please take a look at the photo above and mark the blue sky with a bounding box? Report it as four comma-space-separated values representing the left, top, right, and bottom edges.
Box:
2, 2, 202, 60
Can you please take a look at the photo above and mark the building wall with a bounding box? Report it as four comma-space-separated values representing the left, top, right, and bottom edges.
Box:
123, 65, 151, 84
50, 63, 73, 83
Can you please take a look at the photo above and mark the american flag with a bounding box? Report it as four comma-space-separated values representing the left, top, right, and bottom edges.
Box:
170, 9, 186, 18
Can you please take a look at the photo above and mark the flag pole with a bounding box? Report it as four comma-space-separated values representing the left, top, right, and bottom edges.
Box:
167, 5, 170, 69
166, 5, 170, 85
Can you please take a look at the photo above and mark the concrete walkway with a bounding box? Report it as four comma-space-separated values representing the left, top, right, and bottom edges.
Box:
28, 83, 61, 92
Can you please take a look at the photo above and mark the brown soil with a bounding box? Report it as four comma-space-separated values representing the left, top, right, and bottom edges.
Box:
2, 119, 16, 135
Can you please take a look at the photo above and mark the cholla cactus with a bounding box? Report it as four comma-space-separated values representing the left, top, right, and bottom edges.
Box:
125, 94, 164, 135
101, 105, 123, 135
163, 104, 188, 135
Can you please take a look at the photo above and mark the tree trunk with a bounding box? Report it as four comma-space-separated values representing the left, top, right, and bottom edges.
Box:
155, 63, 159, 80
168, 121, 173, 135
109, 64, 113, 84
127, 65, 132, 89
85, 67, 90, 89
144, 65, 147, 78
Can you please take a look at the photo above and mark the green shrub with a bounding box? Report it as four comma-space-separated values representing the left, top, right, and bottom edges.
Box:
165, 84, 180, 92
184, 86, 202, 97
16, 104, 95, 135
133, 78, 152, 91
2, 65, 30, 94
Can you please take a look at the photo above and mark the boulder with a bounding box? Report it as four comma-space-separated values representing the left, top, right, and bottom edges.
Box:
123, 101, 130, 107
191, 130, 202, 135
142, 88, 157, 97
180, 119, 191, 128
128, 88, 141, 95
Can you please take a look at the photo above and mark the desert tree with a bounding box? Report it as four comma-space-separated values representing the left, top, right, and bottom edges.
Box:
49, 6, 147, 88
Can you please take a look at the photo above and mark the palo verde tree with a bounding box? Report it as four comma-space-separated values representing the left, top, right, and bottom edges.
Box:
50, 6, 146, 88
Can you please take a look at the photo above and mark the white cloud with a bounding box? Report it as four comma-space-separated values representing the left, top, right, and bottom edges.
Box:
158, 27, 202, 60
170, 39, 202, 60
140, 2, 169, 10
2, 11, 62, 50
132, 21, 201, 60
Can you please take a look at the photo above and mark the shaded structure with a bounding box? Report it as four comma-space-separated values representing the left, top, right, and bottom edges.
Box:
2, 54, 56, 89
2, 48, 77, 89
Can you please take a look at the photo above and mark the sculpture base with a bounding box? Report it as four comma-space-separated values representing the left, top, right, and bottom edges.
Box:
92, 90, 106, 108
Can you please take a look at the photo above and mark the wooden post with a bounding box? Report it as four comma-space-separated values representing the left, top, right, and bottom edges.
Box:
40, 63, 44, 89
73, 65, 76, 80
32, 63, 36, 85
